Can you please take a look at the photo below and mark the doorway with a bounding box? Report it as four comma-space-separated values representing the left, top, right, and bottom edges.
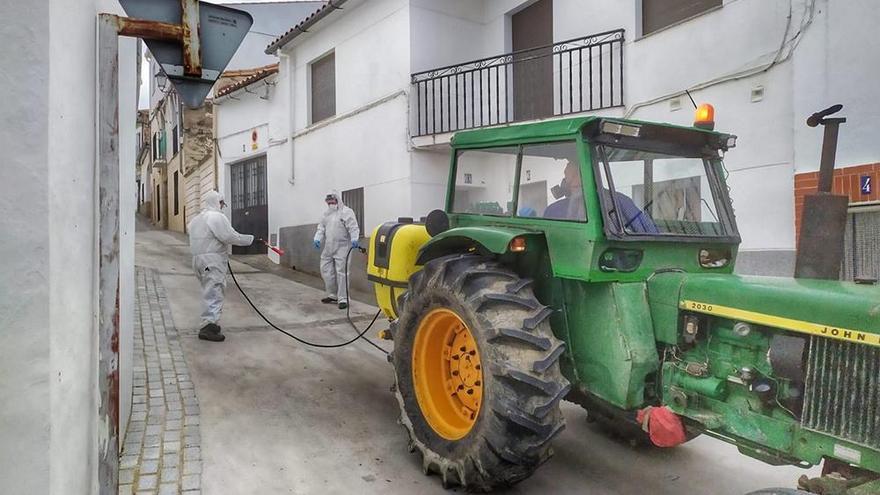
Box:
512, 0, 554, 121
229, 155, 268, 255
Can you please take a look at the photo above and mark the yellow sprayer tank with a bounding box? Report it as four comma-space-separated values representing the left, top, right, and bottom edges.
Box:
367, 219, 431, 319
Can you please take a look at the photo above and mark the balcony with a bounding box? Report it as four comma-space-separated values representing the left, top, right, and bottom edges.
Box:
411, 29, 625, 139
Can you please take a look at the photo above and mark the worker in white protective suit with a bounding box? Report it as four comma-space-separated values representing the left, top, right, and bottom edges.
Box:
188, 190, 255, 342
314, 191, 360, 309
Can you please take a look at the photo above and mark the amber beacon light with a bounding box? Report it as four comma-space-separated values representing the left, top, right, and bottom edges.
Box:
694, 103, 715, 130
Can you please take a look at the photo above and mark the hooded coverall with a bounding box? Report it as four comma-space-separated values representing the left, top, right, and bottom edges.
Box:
314, 191, 360, 304
188, 191, 254, 326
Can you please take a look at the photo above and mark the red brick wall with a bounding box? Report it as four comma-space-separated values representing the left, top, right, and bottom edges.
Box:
794, 163, 880, 237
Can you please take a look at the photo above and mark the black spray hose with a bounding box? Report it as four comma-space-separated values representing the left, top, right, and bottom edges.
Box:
343, 245, 389, 355
226, 245, 387, 354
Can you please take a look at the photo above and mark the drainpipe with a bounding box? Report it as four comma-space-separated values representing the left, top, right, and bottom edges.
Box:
280, 52, 296, 185
213, 96, 219, 191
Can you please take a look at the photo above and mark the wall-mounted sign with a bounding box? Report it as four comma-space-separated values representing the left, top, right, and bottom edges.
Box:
251, 129, 258, 150
861, 175, 872, 195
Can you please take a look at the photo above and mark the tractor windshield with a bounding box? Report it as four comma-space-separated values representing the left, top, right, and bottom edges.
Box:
595, 144, 735, 239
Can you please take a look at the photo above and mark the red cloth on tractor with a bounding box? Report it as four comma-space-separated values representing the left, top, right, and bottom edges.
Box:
636, 406, 687, 448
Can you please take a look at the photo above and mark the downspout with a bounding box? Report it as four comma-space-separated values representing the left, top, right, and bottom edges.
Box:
281, 52, 296, 185
212, 98, 219, 191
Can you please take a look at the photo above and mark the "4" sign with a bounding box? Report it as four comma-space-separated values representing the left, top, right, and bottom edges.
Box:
861, 175, 872, 195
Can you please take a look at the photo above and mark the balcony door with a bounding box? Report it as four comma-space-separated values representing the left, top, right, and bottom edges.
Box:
512, 0, 553, 121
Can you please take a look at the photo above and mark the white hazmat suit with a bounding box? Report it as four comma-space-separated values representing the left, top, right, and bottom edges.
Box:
188, 191, 254, 327
314, 191, 360, 304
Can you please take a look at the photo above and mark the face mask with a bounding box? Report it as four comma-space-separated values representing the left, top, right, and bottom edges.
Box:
551, 178, 570, 200
328, 203, 338, 211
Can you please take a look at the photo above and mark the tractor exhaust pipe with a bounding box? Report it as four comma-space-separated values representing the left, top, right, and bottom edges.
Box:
794, 105, 848, 280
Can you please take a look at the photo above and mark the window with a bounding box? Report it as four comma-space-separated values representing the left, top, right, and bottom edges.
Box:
152, 133, 157, 161
230, 156, 268, 210
172, 126, 179, 157
173, 171, 180, 216
641, 0, 721, 36
158, 129, 167, 161
342, 187, 365, 234
517, 141, 585, 221
310, 52, 336, 124
595, 145, 730, 237
452, 147, 519, 216
156, 184, 161, 221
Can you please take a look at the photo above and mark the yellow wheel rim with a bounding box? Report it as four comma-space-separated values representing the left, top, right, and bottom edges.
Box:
412, 308, 483, 440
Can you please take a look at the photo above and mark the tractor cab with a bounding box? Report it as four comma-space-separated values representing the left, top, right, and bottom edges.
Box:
427, 111, 741, 282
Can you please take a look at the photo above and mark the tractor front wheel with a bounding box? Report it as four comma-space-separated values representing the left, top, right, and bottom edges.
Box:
393, 254, 569, 491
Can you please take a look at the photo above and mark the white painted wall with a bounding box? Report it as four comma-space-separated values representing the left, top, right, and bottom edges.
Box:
409, 0, 486, 73
247, 0, 416, 251
791, 0, 880, 172
119, 31, 138, 449
1, 0, 138, 493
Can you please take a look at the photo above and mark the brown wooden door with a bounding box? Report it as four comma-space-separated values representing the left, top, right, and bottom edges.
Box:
512, 0, 554, 121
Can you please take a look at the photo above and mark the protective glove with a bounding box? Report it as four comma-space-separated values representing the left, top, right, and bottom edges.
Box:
351, 240, 359, 249
253, 238, 263, 246
313, 239, 321, 250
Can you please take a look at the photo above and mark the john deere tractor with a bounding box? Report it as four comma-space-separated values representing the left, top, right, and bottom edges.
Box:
367, 106, 880, 493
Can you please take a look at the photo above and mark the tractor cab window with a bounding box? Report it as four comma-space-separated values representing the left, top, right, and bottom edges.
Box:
452, 147, 518, 216
595, 145, 732, 238
517, 141, 585, 221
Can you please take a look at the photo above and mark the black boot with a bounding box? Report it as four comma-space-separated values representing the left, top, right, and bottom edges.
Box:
338, 302, 348, 310
321, 297, 338, 304
198, 323, 225, 342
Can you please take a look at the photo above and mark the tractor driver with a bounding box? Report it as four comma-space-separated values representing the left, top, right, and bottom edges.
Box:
543, 160, 586, 221
543, 160, 659, 233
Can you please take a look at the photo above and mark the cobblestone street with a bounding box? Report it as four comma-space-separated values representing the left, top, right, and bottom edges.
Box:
119, 268, 202, 495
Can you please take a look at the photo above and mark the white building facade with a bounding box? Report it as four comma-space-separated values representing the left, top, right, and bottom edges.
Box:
0, 0, 138, 493
217, 0, 880, 278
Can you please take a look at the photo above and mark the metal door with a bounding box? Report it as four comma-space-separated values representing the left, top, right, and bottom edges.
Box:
512, 0, 553, 121
842, 207, 880, 280
230, 155, 268, 254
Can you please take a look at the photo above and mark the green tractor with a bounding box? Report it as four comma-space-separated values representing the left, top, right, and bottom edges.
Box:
367, 106, 880, 493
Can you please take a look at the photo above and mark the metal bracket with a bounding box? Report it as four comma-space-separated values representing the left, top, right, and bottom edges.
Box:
115, 0, 202, 77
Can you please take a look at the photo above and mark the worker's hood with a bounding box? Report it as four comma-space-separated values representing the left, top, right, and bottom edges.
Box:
204, 190, 224, 211
326, 190, 344, 208
648, 272, 880, 341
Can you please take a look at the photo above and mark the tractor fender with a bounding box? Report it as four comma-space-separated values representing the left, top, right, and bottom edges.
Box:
416, 226, 543, 265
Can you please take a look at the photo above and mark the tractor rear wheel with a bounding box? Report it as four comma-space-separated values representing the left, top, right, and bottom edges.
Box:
392, 254, 570, 491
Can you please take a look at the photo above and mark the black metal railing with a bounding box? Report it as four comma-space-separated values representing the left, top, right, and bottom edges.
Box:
411, 29, 625, 137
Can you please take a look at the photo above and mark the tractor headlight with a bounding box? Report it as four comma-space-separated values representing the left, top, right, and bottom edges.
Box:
601, 121, 641, 138
733, 322, 752, 337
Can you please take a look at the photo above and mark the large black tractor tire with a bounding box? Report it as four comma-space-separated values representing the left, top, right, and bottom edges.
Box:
392, 254, 570, 492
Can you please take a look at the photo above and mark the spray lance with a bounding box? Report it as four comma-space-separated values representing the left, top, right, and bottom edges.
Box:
257, 238, 286, 257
